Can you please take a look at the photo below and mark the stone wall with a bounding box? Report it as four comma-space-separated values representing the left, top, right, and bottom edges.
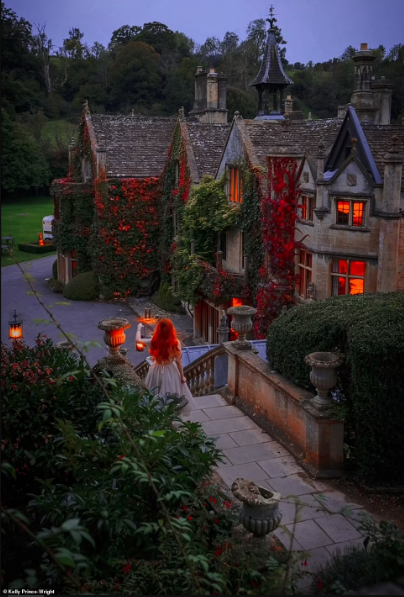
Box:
224, 343, 344, 478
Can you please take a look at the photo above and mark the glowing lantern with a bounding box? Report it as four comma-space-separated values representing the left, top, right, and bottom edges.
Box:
136, 341, 145, 352
9, 310, 23, 340
38, 233, 44, 246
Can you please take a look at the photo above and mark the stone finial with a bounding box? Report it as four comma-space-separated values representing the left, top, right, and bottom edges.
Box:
384, 134, 403, 161
131, 109, 135, 116
351, 137, 358, 156
390, 135, 399, 153
178, 106, 185, 121
317, 140, 326, 158
83, 99, 90, 115
234, 110, 243, 120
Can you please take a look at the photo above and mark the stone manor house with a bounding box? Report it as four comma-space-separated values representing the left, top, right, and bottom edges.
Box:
52, 20, 404, 344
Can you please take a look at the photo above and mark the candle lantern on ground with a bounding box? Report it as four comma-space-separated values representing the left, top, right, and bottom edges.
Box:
9, 309, 23, 340
38, 232, 44, 246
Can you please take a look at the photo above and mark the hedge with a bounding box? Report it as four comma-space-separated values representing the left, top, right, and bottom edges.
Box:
266, 292, 404, 486
18, 242, 55, 254
63, 271, 100, 301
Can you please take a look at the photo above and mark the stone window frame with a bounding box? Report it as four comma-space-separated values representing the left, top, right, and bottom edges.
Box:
227, 165, 243, 204
299, 194, 315, 221
297, 249, 313, 298
331, 258, 366, 296
335, 198, 367, 228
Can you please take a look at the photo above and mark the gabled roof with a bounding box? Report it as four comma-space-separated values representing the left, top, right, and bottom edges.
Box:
250, 29, 293, 88
243, 118, 342, 170
362, 123, 404, 191
90, 114, 176, 178
185, 121, 231, 180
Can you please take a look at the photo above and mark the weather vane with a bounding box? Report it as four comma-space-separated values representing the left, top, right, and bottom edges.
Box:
266, 5, 278, 29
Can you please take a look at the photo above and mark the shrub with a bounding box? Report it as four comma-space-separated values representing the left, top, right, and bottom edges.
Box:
63, 271, 100, 301
311, 518, 404, 594
152, 281, 185, 314
266, 293, 404, 486
52, 259, 57, 279
48, 276, 64, 293
17, 242, 55, 254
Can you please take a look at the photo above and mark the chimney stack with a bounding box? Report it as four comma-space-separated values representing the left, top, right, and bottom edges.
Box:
189, 68, 228, 124
372, 75, 394, 125
350, 43, 378, 123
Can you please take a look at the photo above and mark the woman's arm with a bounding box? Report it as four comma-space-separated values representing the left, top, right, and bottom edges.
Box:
174, 341, 187, 384
136, 323, 151, 346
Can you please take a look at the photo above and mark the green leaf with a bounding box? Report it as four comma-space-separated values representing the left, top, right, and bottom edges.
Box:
55, 302, 71, 306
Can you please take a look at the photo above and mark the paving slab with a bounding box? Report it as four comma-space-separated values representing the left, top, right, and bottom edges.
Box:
183, 410, 211, 423
223, 442, 289, 466
216, 462, 269, 487
326, 537, 367, 555
343, 508, 373, 531
266, 474, 326, 497
274, 526, 304, 552
315, 513, 362, 544
229, 428, 274, 446
193, 395, 228, 409
312, 490, 364, 514
258, 456, 302, 478
277, 494, 329, 525
202, 405, 244, 420
284, 519, 334, 550
202, 416, 258, 436
212, 434, 239, 450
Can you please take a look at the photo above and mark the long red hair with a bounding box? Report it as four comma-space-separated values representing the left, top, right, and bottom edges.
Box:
149, 318, 179, 363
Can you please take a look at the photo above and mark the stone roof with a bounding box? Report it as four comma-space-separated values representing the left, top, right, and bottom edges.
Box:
185, 122, 231, 178
361, 123, 404, 190
243, 118, 343, 171
90, 114, 176, 178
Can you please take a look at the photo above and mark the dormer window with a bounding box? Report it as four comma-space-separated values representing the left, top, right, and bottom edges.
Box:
228, 167, 242, 203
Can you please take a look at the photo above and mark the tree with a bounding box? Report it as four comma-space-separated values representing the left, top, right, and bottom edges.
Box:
1, 108, 50, 193
32, 24, 53, 94
221, 32, 239, 55
226, 86, 256, 119
109, 25, 142, 51
62, 27, 85, 60
136, 22, 176, 54
109, 41, 162, 110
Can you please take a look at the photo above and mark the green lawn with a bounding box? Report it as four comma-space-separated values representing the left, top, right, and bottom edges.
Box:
1, 196, 56, 267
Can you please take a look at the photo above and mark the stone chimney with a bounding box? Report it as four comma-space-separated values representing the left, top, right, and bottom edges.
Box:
377, 136, 403, 292
189, 67, 228, 124
372, 76, 394, 125
284, 94, 293, 116
350, 43, 378, 123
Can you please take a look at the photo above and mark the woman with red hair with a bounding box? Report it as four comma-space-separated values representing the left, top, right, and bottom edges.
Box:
136, 318, 194, 412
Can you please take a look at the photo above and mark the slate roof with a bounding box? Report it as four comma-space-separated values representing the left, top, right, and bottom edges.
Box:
361, 123, 404, 190
90, 115, 176, 178
185, 122, 231, 178
250, 29, 293, 88
243, 118, 343, 171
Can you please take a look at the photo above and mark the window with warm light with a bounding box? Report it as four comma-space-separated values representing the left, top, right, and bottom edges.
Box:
228, 167, 242, 203
331, 259, 365, 296
297, 250, 313, 298
299, 195, 314, 221
336, 200, 365, 227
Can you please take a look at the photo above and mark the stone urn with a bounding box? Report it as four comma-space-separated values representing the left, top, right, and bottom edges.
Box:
304, 352, 344, 410
226, 305, 257, 350
98, 317, 130, 362
231, 478, 282, 537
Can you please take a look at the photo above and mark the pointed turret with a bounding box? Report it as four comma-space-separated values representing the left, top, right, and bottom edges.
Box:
250, 6, 293, 120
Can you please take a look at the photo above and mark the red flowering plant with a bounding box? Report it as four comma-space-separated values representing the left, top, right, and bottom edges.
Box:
1, 335, 103, 504
254, 156, 301, 338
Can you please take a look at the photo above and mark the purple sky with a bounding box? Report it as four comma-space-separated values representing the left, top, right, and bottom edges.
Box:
7, 0, 404, 64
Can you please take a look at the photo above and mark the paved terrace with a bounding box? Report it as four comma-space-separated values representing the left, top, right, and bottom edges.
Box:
183, 393, 371, 584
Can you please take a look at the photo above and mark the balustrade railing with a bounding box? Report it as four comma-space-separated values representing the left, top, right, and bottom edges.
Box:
133, 344, 226, 397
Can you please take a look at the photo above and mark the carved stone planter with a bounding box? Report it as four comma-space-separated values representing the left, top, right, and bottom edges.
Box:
226, 305, 257, 350
98, 317, 130, 363
304, 351, 344, 410
231, 478, 282, 537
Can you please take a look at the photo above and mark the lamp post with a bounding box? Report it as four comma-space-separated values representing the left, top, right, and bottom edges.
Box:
9, 310, 23, 341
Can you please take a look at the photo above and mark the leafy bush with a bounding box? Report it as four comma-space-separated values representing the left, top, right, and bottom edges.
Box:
52, 258, 57, 279
152, 281, 185, 314
63, 271, 100, 301
17, 242, 55, 254
266, 293, 404, 486
1, 336, 104, 504
48, 276, 64, 293
311, 518, 404, 594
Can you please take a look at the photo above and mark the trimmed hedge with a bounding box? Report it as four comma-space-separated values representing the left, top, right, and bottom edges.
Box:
267, 293, 404, 486
63, 271, 100, 301
18, 242, 55, 254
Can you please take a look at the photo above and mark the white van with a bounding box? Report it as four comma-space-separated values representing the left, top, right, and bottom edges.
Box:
42, 215, 54, 240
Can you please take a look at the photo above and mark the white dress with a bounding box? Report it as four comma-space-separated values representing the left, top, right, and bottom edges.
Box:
143, 340, 196, 415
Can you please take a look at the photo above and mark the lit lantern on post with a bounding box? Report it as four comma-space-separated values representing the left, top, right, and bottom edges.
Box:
38, 232, 44, 246
9, 310, 23, 340
136, 341, 145, 352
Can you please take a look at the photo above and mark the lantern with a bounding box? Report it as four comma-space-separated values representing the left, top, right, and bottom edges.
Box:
38, 232, 44, 246
136, 341, 145, 352
9, 310, 23, 340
